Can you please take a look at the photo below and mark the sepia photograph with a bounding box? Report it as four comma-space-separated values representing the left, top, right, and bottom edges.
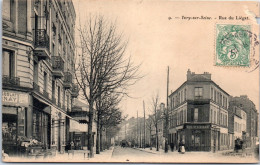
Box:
1, 0, 260, 163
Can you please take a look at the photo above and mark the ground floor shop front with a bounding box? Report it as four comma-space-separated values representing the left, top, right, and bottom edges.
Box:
2, 90, 78, 157
169, 123, 229, 152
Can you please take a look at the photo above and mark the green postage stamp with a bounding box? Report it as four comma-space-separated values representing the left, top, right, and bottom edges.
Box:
215, 24, 251, 67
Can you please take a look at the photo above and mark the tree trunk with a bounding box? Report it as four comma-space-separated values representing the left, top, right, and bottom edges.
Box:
100, 129, 103, 152
156, 125, 159, 151
96, 120, 100, 154
88, 100, 94, 158
150, 129, 152, 150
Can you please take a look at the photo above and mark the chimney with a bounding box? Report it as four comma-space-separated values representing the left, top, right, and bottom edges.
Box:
240, 95, 248, 98
203, 71, 212, 79
187, 69, 192, 80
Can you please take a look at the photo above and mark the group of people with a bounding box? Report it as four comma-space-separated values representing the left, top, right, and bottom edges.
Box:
169, 139, 185, 154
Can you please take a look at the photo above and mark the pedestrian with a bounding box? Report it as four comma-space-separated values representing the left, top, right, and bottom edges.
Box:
70, 141, 74, 150
170, 142, 174, 152
178, 139, 185, 154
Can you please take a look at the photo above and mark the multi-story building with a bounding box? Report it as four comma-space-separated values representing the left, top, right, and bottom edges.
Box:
229, 95, 258, 148
227, 106, 247, 149
168, 69, 229, 152
2, 0, 78, 156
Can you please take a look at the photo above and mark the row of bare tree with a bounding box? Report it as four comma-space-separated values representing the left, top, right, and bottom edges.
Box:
75, 15, 141, 157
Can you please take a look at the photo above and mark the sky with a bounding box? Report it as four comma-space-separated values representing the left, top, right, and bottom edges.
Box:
73, 0, 259, 118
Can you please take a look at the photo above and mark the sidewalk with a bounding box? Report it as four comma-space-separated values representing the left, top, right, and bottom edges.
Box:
3, 147, 115, 163
133, 147, 258, 163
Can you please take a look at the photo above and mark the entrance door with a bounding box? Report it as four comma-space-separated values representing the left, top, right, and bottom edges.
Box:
191, 130, 203, 151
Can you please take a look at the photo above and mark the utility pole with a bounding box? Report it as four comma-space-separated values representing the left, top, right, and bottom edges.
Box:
125, 122, 127, 140
143, 100, 146, 149
137, 111, 139, 148
165, 66, 169, 153
140, 114, 142, 148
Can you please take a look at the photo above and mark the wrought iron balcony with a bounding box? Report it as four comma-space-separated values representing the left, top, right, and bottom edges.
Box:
64, 72, 72, 89
2, 76, 20, 87
71, 83, 79, 98
52, 56, 64, 78
34, 29, 50, 60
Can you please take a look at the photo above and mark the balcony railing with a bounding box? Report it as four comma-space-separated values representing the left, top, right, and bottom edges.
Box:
2, 76, 20, 87
34, 29, 50, 60
71, 84, 79, 98
64, 72, 72, 89
52, 56, 64, 78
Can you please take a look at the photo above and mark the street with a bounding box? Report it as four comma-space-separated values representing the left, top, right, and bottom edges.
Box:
110, 146, 259, 163
111, 146, 159, 162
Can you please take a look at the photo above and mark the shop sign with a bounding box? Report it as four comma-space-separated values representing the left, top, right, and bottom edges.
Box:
186, 124, 210, 129
2, 91, 29, 106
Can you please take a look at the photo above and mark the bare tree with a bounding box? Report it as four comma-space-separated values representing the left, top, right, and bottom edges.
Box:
75, 15, 141, 157
98, 92, 126, 152
149, 94, 161, 151
95, 91, 119, 153
146, 116, 153, 150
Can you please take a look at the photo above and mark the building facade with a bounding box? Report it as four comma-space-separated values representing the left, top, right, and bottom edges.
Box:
168, 69, 229, 152
227, 106, 247, 149
2, 0, 78, 156
229, 95, 258, 148
69, 99, 97, 151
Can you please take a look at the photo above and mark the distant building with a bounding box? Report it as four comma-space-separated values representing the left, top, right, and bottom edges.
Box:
150, 106, 164, 149
227, 106, 247, 149
229, 95, 258, 148
168, 69, 230, 152
68, 99, 97, 151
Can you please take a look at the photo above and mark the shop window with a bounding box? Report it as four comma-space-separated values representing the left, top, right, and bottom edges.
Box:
195, 87, 203, 99
2, 107, 18, 147
194, 108, 198, 122
32, 109, 50, 148
2, 50, 15, 77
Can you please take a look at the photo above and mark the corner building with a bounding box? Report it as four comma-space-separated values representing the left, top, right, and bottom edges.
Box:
2, 0, 78, 156
168, 70, 229, 152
